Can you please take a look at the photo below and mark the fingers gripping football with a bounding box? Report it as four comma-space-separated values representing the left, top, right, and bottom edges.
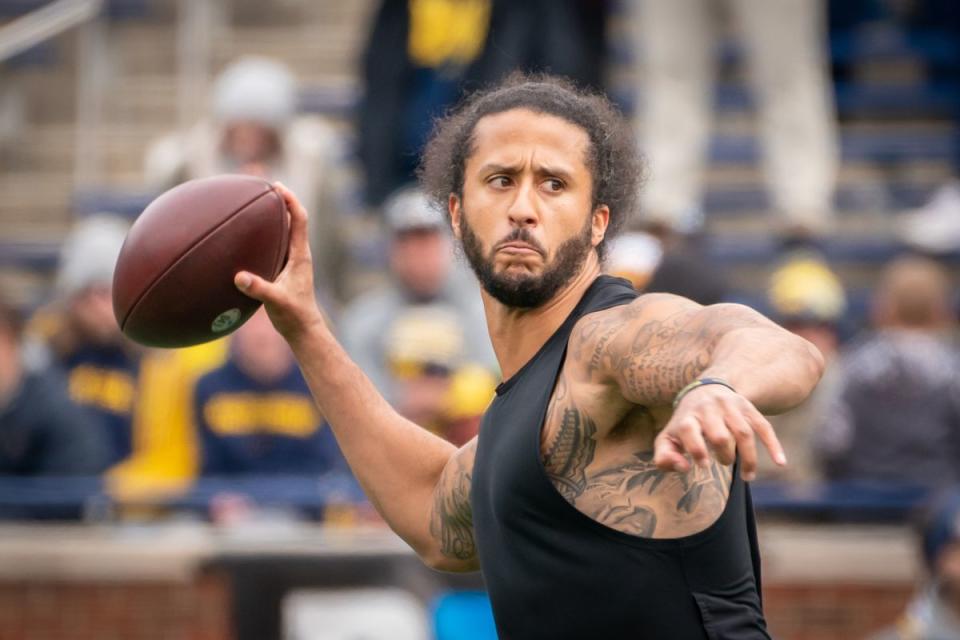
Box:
234, 182, 326, 341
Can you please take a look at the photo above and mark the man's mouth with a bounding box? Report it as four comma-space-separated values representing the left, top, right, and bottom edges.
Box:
497, 241, 543, 257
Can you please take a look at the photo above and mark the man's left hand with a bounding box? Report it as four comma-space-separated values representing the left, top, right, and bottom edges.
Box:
653, 384, 786, 482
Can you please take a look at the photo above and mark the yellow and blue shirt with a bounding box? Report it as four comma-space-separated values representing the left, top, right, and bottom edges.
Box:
194, 360, 345, 475
61, 345, 139, 465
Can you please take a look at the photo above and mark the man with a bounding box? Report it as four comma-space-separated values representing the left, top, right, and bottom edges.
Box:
760, 252, 847, 483
235, 75, 823, 638
0, 291, 109, 477
380, 303, 496, 442
30, 215, 140, 466
815, 256, 960, 488
194, 308, 344, 477
872, 489, 960, 639
340, 187, 496, 400
144, 56, 347, 294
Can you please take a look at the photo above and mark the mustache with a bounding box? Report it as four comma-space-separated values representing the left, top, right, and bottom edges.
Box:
492, 228, 547, 257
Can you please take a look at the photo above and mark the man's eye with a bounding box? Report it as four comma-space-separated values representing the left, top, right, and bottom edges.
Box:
544, 179, 564, 192
490, 176, 512, 188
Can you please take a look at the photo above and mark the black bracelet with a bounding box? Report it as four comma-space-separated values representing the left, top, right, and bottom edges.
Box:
672, 377, 737, 409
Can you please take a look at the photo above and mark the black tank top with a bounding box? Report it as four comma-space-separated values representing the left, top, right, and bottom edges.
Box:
471, 276, 770, 640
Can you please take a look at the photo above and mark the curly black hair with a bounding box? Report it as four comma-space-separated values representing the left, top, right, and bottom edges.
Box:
418, 73, 642, 259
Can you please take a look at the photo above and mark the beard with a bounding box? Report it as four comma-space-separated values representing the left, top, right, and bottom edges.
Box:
458, 209, 595, 309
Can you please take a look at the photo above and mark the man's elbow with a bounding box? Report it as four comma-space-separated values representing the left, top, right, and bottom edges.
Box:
421, 548, 479, 573
799, 334, 826, 383
786, 333, 826, 403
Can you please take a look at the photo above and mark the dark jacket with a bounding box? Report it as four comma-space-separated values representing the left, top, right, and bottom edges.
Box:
0, 369, 111, 475
357, 0, 608, 206
816, 331, 960, 487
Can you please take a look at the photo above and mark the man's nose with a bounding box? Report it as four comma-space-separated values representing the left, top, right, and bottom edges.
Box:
507, 179, 540, 228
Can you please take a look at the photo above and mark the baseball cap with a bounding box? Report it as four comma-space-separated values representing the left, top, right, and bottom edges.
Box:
56, 214, 129, 298
384, 187, 445, 234
768, 252, 847, 323
386, 304, 464, 377
605, 231, 663, 290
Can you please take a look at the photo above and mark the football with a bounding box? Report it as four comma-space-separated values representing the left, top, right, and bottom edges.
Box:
112, 174, 289, 348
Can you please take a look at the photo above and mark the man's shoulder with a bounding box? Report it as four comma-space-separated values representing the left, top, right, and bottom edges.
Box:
569, 291, 695, 341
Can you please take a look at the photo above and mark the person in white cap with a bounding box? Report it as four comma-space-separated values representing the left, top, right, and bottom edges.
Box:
28, 215, 140, 466
143, 56, 348, 295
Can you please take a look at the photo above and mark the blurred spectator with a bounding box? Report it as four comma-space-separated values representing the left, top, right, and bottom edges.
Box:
872, 489, 960, 639
106, 339, 228, 502
340, 187, 497, 402
760, 253, 847, 483
28, 215, 140, 467
195, 308, 344, 476
604, 231, 663, 291
0, 291, 110, 475
385, 305, 496, 444
359, 0, 607, 206
630, 0, 838, 242
815, 256, 960, 487
894, 2, 960, 254
604, 231, 729, 305
644, 245, 729, 306
144, 56, 348, 295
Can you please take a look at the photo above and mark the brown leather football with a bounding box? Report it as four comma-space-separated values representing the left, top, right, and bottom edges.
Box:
112, 174, 289, 348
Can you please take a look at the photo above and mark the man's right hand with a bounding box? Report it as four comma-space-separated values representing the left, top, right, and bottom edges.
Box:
233, 182, 328, 345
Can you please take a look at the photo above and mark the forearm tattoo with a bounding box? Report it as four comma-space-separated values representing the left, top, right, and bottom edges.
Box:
572, 298, 766, 406
430, 446, 476, 561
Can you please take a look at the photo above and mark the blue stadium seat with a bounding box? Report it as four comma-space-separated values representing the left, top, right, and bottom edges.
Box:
0, 240, 60, 270
705, 235, 960, 266
72, 188, 157, 219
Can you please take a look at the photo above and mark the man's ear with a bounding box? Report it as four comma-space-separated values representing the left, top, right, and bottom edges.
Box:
449, 193, 462, 240
591, 204, 610, 248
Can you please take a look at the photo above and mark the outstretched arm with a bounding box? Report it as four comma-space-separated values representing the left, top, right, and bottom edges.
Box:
235, 184, 478, 572
576, 293, 824, 479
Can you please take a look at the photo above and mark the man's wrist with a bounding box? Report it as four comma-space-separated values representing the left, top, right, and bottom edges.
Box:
672, 377, 737, 409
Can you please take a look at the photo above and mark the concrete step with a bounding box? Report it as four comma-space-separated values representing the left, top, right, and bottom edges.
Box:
103, 74, 179, 123
109, 24, 177, 76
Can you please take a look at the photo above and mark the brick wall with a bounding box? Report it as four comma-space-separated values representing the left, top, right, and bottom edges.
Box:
764, 583, 914, 640
0, 571, 231, 640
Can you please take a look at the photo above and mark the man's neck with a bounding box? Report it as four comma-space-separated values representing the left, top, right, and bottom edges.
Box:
483, 258, 602, 381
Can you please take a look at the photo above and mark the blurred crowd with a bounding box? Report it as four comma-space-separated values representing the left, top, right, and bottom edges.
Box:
2, 0, 960, 555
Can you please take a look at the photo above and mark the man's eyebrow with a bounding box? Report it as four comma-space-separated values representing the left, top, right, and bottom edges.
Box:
535, 164, 574, 181
476, 162, 575, 180
477, 162, 521, 175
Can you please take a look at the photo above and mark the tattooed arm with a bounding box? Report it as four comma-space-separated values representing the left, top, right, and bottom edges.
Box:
574, 293, 824, 479
430, 439, 480, 570
232, 184, 478, 572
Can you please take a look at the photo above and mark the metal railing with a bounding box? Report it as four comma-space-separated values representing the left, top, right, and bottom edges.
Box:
0, 0, 225, 189
0, 0, 102, 62
0, 0, 106, 186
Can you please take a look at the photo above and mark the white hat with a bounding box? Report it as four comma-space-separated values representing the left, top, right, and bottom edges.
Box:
56, 215, 129, 297
384, 187, 445, 233
606, 231, 663, 290
212, 56, 297, 128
